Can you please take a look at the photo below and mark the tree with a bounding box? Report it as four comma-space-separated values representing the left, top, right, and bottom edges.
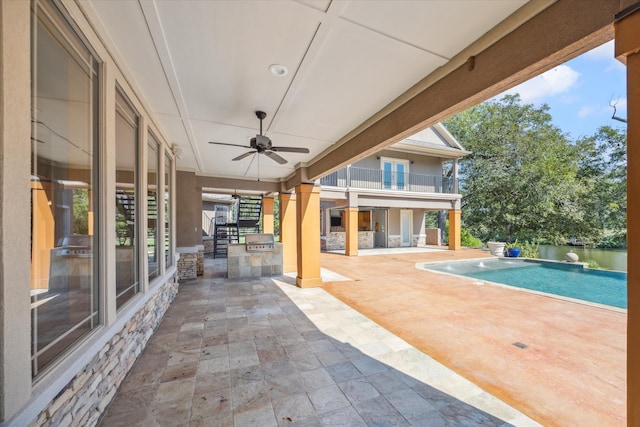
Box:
444, 95, 590, 243
574, 126, 627, 246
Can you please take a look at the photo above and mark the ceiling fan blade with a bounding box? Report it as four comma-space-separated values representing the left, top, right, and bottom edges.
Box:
264, 151, 287, 164
232, 151, 255, 161
271, 146, 310, 153
209, 141, 248, 149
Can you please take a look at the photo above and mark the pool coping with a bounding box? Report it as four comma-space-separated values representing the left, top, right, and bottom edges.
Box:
415, 256, 627, 314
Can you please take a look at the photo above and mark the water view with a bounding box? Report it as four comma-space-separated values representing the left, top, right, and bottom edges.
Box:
538, 245, 627, 272
422, 259, 627, 308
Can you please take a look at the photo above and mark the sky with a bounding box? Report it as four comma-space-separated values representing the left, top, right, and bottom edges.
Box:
498, 40, 627, 140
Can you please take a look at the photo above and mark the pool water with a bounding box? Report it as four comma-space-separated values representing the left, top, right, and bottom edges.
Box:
422, 259, 627, 309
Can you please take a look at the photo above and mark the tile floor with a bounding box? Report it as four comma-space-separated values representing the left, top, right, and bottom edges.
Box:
99, 257, 538, 427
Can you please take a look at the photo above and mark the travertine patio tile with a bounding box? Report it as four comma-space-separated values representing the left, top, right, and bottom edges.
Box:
307, 384, 351, 415
271, 393, 316, 424
101, 256, 539, 427
299, 367, 335, 390
385, 388, 436, 420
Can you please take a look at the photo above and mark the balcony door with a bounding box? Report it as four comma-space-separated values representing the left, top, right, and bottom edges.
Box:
381, 157, 409, 190
400, 209, 412, 247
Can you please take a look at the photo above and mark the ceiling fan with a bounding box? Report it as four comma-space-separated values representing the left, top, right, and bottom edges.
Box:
209, 111, 309, 164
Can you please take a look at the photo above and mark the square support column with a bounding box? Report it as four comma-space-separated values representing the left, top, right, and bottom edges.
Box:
345, 207, 359, 256
279, 193, 297, 273
615, 8, 640, 425
0, 1, 32, 420
448, 209, 461, 250
262, 196, 274, 235
295, 184, 322, 288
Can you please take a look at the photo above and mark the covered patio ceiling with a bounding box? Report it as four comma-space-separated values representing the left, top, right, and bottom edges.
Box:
81, 0, 618, 191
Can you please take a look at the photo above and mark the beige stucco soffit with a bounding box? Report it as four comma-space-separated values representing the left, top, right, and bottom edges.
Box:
197, 175, 280, 194
304, 0, 616, 182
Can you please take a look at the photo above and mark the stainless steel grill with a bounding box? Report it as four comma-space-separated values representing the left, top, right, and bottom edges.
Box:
245, 233, 274, 252
56, 235, 92, 257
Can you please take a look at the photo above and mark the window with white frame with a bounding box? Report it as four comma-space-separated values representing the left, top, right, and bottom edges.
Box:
164, 152, 173, 269
30, 0, 101, 377
115, 89, 139, 309
147, 133, 160, 281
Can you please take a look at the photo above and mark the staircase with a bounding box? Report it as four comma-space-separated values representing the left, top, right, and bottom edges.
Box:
213, 224, 239, 258
237, 196, 262, 238
116, 189, 136, 245
213, 196, 262, 258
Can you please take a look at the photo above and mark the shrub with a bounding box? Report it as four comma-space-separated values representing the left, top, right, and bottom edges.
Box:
586, 259, 601, 269
518, 241, 540, 258
461, 228, 483, 248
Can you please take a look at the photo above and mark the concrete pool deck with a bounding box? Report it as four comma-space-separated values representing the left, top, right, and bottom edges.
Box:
320, 248, 626, 426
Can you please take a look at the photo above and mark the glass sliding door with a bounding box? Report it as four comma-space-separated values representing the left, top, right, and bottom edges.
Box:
30, 1, 101, 377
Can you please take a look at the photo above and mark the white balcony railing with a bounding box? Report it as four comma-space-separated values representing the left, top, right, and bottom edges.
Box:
319, 166, 457, 194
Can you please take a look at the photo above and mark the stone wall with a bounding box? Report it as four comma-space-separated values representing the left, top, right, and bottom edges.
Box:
388, 235, 401, 248
202, 237, 213, 254
324, 231, 374, 250
196, 245, 204, 276
358, 231, 373, 249
227, 243, 283, 278
30, 277, 179, 427
413, 234, 426, 247
176, 248, 197, 282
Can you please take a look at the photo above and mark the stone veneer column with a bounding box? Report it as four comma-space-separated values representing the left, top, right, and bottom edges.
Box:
196, 244, 204, 276
295, 184, 322, 288
176, 248, 198, 281
279, 193, 297, 273
615, 7, 640, 425
345, 207, 359, 256
448, 209, 461, 250
262, 196, 274, 235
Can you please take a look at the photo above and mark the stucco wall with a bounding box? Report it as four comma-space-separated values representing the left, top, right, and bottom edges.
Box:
352, 151, 442, 176
0, 0, 32, 419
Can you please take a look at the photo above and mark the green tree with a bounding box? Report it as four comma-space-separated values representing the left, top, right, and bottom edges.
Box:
444, 95, 589, 243
575, 126, 626, 246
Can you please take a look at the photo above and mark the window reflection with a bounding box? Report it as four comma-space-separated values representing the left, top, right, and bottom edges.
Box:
147, 134, 160, 281
30, 2, 100, 377
115, 90, 139, 308
164, 153, 173, 268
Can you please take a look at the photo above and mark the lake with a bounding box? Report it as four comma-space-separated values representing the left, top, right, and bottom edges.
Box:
538, 245, 627, 272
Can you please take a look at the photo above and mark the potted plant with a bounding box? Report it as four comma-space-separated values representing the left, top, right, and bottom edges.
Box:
505, 241, 521, 258
487, 241, 506, 256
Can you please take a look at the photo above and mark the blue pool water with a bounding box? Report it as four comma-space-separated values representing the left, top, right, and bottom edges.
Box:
422, 259, 627, 309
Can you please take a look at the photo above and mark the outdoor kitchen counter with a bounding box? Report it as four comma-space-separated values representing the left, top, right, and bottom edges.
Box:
227, 242, 283, 279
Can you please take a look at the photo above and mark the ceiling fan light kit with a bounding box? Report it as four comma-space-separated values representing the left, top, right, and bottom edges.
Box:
209, 110, 309, 165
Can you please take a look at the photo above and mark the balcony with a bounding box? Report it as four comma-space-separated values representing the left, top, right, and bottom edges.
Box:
319, 166, 457, 194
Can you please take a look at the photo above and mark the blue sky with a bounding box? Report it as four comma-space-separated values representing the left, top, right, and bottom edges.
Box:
499, 41, 627, 140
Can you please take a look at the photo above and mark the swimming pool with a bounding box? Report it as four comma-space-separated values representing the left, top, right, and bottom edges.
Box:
420, 258, 627, 309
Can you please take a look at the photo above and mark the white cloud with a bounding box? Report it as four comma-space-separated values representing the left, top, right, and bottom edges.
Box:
577, 97, 626, 121
504, 65, 581, 104
583, 40, 614, 61
578, 105, 595, 118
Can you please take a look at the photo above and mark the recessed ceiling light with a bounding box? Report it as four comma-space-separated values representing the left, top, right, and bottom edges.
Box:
269, 64, 288, 77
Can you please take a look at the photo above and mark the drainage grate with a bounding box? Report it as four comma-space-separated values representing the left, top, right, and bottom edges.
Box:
512, 342, 528, 349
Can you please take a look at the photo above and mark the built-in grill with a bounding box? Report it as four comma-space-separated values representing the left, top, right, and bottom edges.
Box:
56, 235, 92, 257
245, 233, 274, 252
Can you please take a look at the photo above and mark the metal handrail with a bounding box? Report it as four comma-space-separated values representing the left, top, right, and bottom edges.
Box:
319, 166, 455, 193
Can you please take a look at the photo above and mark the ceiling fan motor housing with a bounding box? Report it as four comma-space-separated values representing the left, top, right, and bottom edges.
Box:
254, 134, 271, 149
